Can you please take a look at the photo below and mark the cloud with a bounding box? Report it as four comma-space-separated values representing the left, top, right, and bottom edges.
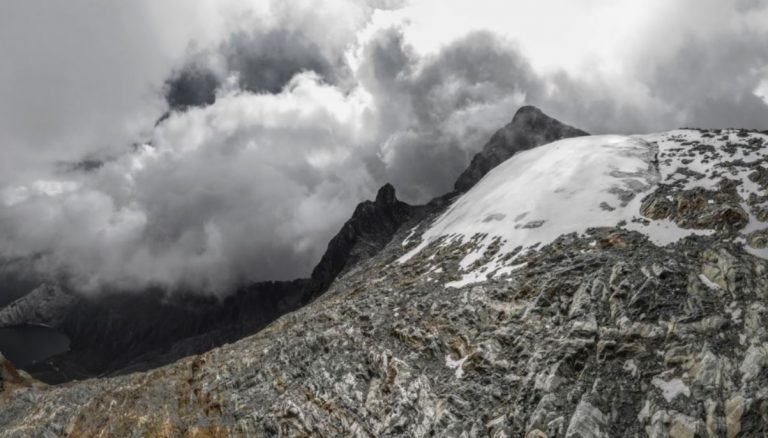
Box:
2, 74, 376, 292
223, 29, 342, 94
0, 0, 240, 186
163, 64, 221, 112
353, 29, 541, 200
160, 1, 369, 112
0, 0, 767, 295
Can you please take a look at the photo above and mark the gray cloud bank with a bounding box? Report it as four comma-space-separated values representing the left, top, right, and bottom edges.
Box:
1, 0, 767, 294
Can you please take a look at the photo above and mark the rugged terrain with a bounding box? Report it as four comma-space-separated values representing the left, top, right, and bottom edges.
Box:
1, 109, 768, 436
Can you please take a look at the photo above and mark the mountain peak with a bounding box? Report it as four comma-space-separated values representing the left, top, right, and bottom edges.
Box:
303, 182, 413, 300
375, 183, 397, 205
453, 106, 588, 192
511, 104, 545, 120
509, 105, 560, 128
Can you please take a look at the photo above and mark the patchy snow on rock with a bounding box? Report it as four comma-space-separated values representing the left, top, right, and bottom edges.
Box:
699, 273, 721, 290
445, 354, 469, 379
445, 271, 487, 289
641, 129, 768, 257
625, 218, 713, 246
401, 130, 768, 286
641, 130, 768, 192
401, 225, 419, 247
651, 376, 690, 403
623, 359, 639, 378
445, 262, 526, 289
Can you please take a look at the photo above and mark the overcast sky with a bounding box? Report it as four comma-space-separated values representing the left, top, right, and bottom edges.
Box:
1, 0, 767, 294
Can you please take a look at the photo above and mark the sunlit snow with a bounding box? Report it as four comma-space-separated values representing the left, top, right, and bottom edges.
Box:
402, 135, 667, 266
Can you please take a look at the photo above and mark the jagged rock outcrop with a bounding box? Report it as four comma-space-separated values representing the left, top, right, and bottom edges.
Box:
454, 105, 588, 192
303, 183, 414, 300
0, 284, 78, 328
2, 116, 768, 436
0, 353, 42, 396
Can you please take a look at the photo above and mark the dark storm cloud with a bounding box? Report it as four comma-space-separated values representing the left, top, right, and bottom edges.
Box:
162, 28, 345, 114
540, 72, 661, 135
163, 64, 221, 112
356, 30, 544, 200
224, 29, 343, 94
647, 33, 768, 130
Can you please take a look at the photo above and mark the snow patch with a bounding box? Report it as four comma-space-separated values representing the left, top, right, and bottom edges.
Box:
623, 359, 639, 378
445, 262, 526, 288
445, 354, 469, 379
401, 225, 419, 247
625, 219, 713, 245
651, 377, 690, 402
699, 273, 721, 290
445, 271, 486, 289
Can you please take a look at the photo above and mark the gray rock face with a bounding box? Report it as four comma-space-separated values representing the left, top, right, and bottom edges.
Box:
0, 284, 78, 328
0, 353, 41, 396
303, 182, 415, 300
453, 105, 588, 192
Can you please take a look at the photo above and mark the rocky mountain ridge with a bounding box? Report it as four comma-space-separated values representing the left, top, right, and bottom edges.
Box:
1, 108, 768, 436
454, 105, 588, 192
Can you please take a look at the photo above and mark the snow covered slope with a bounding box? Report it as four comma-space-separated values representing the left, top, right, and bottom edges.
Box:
403, 135, 660, 261
402, 130, 768, 287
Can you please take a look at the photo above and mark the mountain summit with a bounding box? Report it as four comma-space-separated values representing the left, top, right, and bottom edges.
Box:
2, 110, 768, 436
454, 105, 588, 192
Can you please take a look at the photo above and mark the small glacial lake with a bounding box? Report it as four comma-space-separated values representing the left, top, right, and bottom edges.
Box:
0, 325, 70, 367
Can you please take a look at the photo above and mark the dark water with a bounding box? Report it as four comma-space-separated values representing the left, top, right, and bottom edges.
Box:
0, 275, 39, 308
0, 325, 70, 367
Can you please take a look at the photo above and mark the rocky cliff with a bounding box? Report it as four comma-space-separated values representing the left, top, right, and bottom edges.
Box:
0, 353, 42, 398
303, 183, 415, 300
0, 284, 78, 328
1, 114, 768, 437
